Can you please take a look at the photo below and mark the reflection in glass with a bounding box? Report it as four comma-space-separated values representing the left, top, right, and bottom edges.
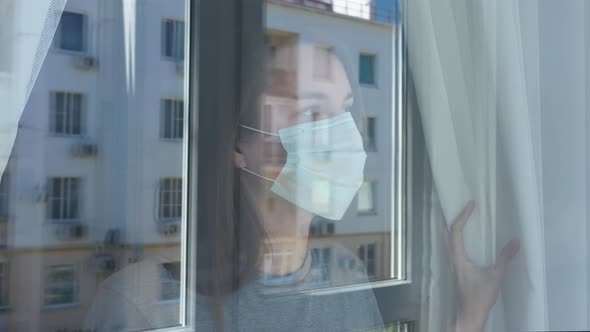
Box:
1, 0, 186, 330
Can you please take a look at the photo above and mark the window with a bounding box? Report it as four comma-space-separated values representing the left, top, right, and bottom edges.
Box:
311, 179, 332, 214
158, 178, 182, 221
311, 247, 332, 283
161, 99, 184, 140
357, 180, 377, 215
162, 19, 185, 60
44, 265, 78, 306
358, 243, 376, 279
0, 262, 8, 308
47, 177, 81, 221
0, 172, 9, 220
50, 92, 84, 136
359, 53, 376, 85
160, 262, 181, 301
56, 12, 86, 52
313, 45, 332, 80
366, 116, 377, 150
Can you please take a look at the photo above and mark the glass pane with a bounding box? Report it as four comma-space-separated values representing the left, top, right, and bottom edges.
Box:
1, 1, 188, 331
59, 12, 84, 52
194, 1, 400, 331
359, 54, 376, 85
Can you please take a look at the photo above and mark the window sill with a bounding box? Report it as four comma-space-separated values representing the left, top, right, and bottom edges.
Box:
159, 218, 181, 223
43, 302, 80, 310
51, 48, 89, 57
47, 219, 84, 224
162, 56, 185, 63
160, 137, 184, 142
357, 211, 378, 217
49, 133, 85, 138
159, 299, 181, 306
360, 83, 378, 89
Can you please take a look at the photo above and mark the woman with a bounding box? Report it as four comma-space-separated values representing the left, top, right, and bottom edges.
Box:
85, 37, 519, 332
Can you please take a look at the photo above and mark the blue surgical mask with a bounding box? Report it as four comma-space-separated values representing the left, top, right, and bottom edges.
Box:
240, 112, 367, 220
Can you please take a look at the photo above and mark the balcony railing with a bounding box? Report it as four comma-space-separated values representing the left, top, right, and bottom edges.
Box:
276, 0, 398, 24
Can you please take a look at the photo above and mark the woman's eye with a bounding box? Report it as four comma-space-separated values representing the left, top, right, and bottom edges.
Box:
301, 105, 320, 117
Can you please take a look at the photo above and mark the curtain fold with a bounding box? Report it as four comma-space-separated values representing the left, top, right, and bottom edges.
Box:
408, 0, 548, 330
0, 0, 67, 177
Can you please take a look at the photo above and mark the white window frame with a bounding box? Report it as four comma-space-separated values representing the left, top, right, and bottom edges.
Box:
161, 98, 185, 140
366, 115, 377, 151
162, 18, 186, 61
357, 180, 378, 216
358, 243, 377, 279
189, 0, 416, 329
313, 44, 333, 81
359, 52, 378, 87
158, 178, 183, 222
49, 91, 85, 136
44, 265, 79, 308
46, 177, 82, 222
54, 10, 88, 54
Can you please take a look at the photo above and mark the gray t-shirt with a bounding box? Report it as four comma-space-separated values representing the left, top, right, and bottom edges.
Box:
85, 245, 384, 332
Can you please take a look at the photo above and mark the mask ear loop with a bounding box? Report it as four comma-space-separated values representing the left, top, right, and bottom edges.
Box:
241, 167, 275, 182
239, 124, 280, 137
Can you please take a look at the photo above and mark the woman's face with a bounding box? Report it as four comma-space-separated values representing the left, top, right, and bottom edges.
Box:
239, 41, 354, 238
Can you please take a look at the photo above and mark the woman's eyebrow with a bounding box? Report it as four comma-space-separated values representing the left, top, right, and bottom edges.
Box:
296, 92, 329, 100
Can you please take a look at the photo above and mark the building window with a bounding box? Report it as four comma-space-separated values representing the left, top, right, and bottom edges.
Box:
50, 92, 84, 136
162, 19, 185, 60
47, 177, 81, 221
359, 53, 376, 85
0, 262, 8, 308
357, 180, 377, 215
313, 45, 332, 80
161, 99, 184, 140
160, 262, 181, 301
0, 172, 9, 220
45, 265, 78, 306
56, 12, 86, 52
311, 248, 332, 283
358, 244, 376, 279
311, 179, 332, 215
366, 116, 377, 150
158, 178, 182, 221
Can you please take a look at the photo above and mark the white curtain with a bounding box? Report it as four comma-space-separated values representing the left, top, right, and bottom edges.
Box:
0, 0, 67, 177
408, 0, 549, 330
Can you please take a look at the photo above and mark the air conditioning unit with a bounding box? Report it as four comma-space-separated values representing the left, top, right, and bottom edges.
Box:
324, 222, 335, 235
95, 254, 116, 273
32, 184, 47, 203
175, 61, 184, 76
74, 56, 99, 71
158, 222, 180, 236
103, 228, 121, 246
55, 223, 87, 241
71, 143, 98, 158
309, 224, 320, 237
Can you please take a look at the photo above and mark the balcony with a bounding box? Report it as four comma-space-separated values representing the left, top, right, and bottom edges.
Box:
275, 0, 397, 24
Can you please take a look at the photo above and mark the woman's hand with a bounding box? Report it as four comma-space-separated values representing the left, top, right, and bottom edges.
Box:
447, 201, 520, 332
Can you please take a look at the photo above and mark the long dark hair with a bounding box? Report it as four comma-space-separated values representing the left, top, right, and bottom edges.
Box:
195, 1, 267, 331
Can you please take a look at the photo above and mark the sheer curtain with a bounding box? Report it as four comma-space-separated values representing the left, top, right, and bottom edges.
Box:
407, 0, 549, 331
0, 0, 67, 177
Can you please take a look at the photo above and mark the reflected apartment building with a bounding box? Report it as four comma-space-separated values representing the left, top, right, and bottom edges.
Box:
0, 1, 396, 331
